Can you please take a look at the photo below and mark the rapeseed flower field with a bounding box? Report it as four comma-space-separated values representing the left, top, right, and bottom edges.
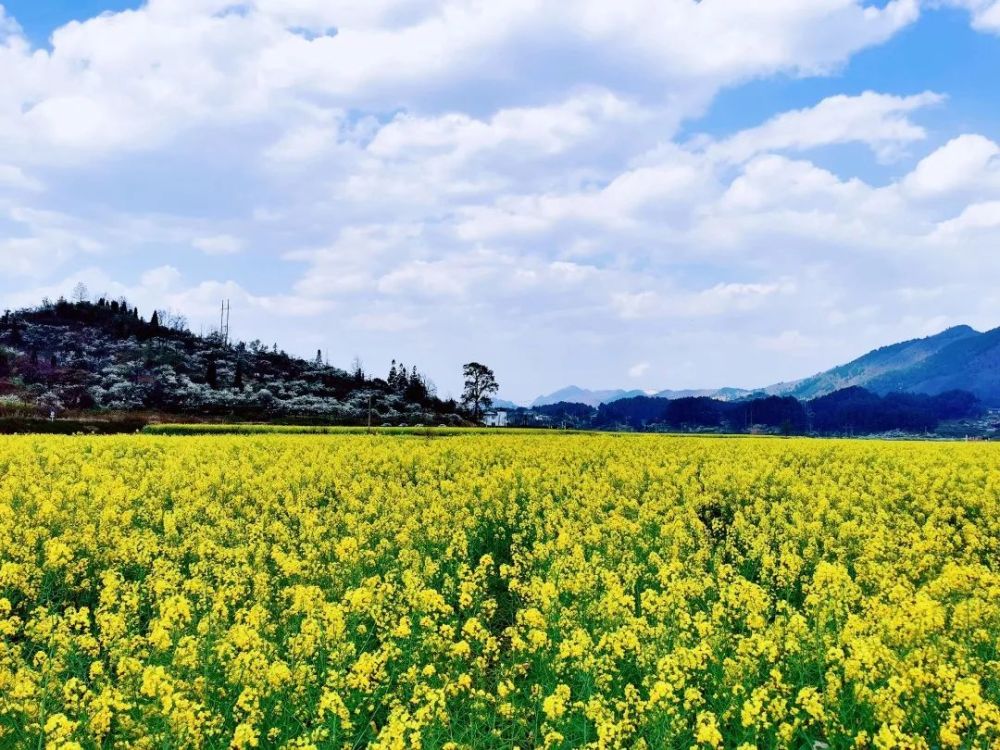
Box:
0, 434, 997, 749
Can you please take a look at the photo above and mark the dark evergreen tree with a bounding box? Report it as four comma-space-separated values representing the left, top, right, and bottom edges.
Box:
396, 363, 409, 391
150, 310, 160, 329
404, 367, 428, 403
234, 359, 244, 390
665, 397, 722, 429
206, 359, 219, 389
461, 362, 499, 421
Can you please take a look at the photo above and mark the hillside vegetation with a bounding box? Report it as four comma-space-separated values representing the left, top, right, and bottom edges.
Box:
0, 297, 462, 426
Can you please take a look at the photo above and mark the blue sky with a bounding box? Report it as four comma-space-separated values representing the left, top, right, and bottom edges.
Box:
2, 0, 140, 44
2, 1, 1000, 402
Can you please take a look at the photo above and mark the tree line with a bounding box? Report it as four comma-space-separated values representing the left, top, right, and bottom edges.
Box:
503, 387, 983, 435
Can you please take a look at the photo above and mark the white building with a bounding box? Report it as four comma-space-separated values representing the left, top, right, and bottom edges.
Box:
484, 409, 509, 427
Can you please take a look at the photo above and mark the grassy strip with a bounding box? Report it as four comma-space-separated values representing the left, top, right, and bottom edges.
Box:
141, 423, 595, 436
0, 417, 149, 434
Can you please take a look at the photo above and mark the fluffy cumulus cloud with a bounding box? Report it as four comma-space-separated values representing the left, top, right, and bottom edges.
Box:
705, 91, 944, 164
902, 134, 1000, 198
1, 0, 999, 400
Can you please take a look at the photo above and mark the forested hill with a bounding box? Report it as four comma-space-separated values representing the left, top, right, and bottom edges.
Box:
0, 297, 463, 424
770, 325, 1000, 405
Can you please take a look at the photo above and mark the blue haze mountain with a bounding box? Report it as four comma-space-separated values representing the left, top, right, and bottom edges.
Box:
530, 325, 1000, 407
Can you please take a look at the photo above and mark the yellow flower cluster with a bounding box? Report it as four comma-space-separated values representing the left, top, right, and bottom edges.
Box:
0, 434, 997, 749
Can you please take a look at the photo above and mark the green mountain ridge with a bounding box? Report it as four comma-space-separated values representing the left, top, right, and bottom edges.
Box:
772, 325, 1000, 405
531, 325, 1000, 410
864, 326, 1000, 402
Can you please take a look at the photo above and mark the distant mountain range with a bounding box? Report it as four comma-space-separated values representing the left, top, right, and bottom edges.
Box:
521, 325, 1000, 409
530, 386, 752, 408
531, 386, 648, 408
491, 398, 525, 410
527, 386, 751, 409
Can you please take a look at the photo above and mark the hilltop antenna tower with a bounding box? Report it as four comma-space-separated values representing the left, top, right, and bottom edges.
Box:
220, 299, 231, 345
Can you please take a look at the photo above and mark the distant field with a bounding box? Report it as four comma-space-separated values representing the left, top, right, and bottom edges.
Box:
0, 434, 997, 749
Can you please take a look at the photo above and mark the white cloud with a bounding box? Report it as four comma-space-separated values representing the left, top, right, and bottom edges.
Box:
0, 5, 22, 40
717, 155, 871, 212
0, 0, 922, 166
757, 330, 818, 353
264, 123, 340, 164
0, 163, 42, 191
932, 200, 1000, 237
350, 310, 425, 332
977, 2, 1000, 30
251, 0, 439, 31
193, 235, 244, 255
0, 203, 104, 276
378, 259, 478, 298
570, 0, 919, 79
901, 134, 1000, 198
628, 361, 651, 378
0, 237, 77, 277
454, 154, 712, 240
288, 225, 420, 298
3, 2, 1000, 400
707, 91, 943, 163
548, 261, 599, 285
141, 265, 183, 290
369, 90, 642, 160
612, 280, 796, 321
